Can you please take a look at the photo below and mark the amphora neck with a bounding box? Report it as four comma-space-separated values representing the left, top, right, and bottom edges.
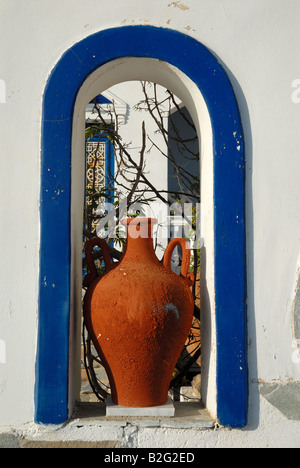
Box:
121, 218, 159, 264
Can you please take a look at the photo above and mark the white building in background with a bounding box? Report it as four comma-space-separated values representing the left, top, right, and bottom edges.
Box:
85, 81, 199, 258
0, 0, 299, 448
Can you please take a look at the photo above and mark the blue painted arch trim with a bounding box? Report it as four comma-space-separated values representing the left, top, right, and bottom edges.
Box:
35, 26, 247, 427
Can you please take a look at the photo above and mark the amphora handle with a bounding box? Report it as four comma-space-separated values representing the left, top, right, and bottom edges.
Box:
163, 238, 194, 287
83, 237, 113, 288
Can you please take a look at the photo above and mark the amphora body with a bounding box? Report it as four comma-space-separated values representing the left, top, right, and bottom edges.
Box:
83, 218, 194, 407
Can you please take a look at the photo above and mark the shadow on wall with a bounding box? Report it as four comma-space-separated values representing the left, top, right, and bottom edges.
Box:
199, 246, 212, 411
293, 271, 300, 341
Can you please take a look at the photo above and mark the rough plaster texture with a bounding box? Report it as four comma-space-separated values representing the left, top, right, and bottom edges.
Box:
0, 0, 300, 447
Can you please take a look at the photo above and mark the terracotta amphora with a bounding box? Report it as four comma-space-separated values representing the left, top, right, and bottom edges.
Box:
83, 218, 194, 407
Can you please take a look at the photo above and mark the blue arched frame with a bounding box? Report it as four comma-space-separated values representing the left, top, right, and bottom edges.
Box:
35, 26, 247, 428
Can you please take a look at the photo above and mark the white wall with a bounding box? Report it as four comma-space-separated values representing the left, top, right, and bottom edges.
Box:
0, 0, 299, 446
107, 81, 169, 202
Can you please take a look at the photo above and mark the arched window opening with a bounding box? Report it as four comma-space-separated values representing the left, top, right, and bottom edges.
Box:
80, 81, 201, 409
36, 26, 247, 429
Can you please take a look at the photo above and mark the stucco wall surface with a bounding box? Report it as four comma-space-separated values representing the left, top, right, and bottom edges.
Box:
0, 395, 299, 449
0, 0, 299, 447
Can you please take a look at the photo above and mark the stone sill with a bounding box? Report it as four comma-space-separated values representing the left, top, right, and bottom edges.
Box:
0, 402, 216, 448
71, 401, 215, 430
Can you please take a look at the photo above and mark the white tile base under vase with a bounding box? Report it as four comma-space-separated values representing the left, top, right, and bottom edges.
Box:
106, 396, 175, 417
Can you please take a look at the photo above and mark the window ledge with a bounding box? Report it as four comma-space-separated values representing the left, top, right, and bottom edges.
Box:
71, 401, 215, 430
